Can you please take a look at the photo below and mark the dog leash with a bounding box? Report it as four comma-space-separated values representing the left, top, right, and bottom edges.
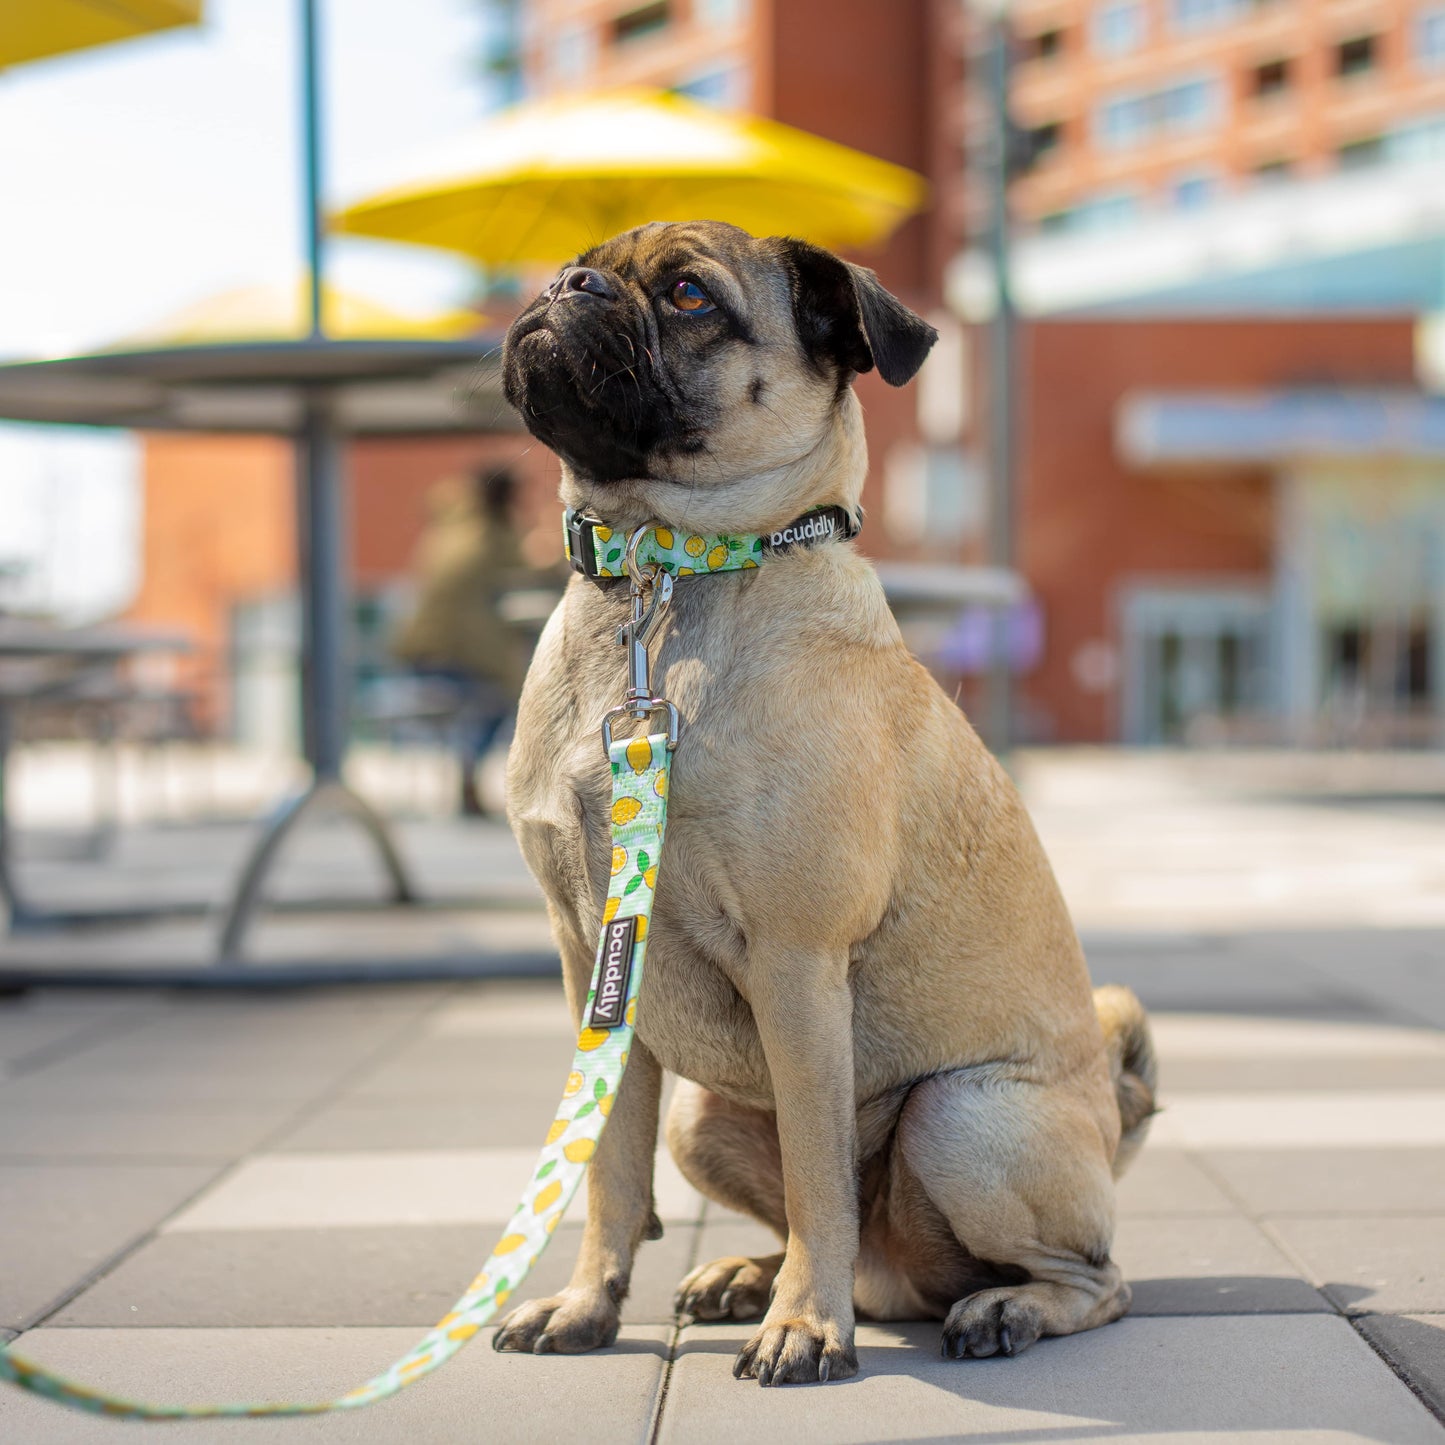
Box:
0, 535, 683, 1421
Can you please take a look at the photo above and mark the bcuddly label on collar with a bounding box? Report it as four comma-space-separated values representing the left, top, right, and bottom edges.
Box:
769, 512, 839, 549
590, 916, 637, 1028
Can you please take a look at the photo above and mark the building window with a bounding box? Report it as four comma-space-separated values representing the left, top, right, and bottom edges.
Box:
1171, 170, 1218, 208
1419, 9, 1445, 67
1336, 34, 1379, 77
1026, 120, 1064, 165
694, 0, 749, 26
1252, 156, 1293, 183
1336, 135, 1385, 168
1169, 0, 1241, 35
1094, 0, 1146, 57
1251, 58, 1291, 97
1161, 75, 1222, 131
1027, 28, 1066, 61
614, 1, 670, 44
1095, 75, 1222, 149
1388, 114, 1445, 163
674, 65, 747, 107
1073, 189, 1144, 231
1097, 91, 1152, 149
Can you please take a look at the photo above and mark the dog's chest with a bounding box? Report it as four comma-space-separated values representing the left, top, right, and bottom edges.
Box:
508, 605, 777, 1103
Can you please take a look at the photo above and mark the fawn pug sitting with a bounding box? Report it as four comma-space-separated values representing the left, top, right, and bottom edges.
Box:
497, 221, 1156, 1385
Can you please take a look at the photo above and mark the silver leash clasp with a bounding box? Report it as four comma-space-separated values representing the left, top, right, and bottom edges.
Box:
601, 527, 680, 755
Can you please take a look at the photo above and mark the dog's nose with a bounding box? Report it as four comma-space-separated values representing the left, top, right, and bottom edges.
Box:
556, 267, 615, 300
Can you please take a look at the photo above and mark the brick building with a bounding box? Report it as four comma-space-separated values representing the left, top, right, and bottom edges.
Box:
127, 0, 1445, 749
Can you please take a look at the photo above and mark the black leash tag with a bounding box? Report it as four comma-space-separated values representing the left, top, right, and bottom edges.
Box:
590, 916, 637, 1029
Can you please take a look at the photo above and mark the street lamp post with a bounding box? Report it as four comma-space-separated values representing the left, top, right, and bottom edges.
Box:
981, 1, 1017, 758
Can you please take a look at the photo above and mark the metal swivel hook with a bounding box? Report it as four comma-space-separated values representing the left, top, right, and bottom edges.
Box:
601, 527, 680, 755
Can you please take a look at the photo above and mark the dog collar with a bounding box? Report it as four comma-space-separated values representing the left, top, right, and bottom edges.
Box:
563, 504, 860, 580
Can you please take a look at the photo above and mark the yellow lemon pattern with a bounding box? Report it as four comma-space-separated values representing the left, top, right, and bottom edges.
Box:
565, 506, 854, 585
612, 796, 642, 826
0, 727, 674, 1422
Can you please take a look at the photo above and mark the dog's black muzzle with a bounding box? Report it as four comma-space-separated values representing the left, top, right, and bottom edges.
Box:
502, 277, 676, 484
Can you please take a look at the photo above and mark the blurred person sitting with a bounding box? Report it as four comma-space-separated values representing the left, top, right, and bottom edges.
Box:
392, 466, 531, 817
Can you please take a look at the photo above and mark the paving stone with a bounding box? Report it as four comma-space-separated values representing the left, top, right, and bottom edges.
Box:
271, 1094, 560, 1152
661, 1317, 1445, 1444
1115, 1149, 1237, 1216
1357, 1314, 1445, 1421
0, 1326, 668, 1442
0, 1101, 299, 1162
0, 1068, 335, 1108
0, 1006, 144, 1071
1270, 1215, 1445, 1314
340, 1034, 576, 1102
1205, 1147, 1445, 1214
1148, 1091, 1445, 1148
0, 1164, 219, 1330
1113, 1215, 1329, 1315
1080, 946, 1348, 1017
164, 1148, 703, 1232
54, 1220, 696, 1328
425, 984, 572, 1039
27, 1013, 402, 1085
1147, 1013, 1445, 1061
1161, 1056, 1445, 1091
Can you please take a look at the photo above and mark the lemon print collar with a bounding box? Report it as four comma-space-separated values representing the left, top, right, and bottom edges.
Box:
564, 504, 860, 581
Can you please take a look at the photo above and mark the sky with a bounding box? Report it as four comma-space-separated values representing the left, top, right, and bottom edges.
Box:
0, 0, 493, 619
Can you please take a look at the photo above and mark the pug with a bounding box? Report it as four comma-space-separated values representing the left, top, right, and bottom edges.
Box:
496, 221, 1156, 1385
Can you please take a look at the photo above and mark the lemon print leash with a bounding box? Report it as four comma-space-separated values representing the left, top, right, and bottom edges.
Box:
0, 533, 682, 1422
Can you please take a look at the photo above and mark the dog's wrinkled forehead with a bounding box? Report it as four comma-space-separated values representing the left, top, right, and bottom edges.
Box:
574, 220, 790, 334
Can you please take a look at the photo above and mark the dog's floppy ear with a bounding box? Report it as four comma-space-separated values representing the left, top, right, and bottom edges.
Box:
775, 238, 938, 387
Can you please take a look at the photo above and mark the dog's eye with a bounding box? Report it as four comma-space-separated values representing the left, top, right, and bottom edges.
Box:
669, 280, 715, 314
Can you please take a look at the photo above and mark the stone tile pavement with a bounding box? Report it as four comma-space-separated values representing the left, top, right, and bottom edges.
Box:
3, 750, 1445, 1438
1, 937, 1444, 1443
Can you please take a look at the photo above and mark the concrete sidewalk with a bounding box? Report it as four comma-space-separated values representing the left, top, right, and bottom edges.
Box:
1, 929, 1443, 1443
2, 751, 1444, 1439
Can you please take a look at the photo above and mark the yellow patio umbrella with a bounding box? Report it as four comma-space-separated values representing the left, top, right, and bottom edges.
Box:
1, 0, 203, 70
118, 278, 481, 345
331, 87, 928, 266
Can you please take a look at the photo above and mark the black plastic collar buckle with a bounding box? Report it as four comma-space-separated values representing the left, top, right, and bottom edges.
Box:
565, 509, 599, 578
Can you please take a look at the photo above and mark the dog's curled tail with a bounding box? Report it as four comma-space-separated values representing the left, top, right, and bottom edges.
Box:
1093, 984, 1158, 1178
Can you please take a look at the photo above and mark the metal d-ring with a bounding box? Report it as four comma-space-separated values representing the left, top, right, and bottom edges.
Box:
624, 526, 658, 590
601, 697, 680, 754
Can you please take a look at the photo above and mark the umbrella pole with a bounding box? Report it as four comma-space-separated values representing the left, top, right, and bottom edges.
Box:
212, 400, 417, 964
300, 0, 325, 337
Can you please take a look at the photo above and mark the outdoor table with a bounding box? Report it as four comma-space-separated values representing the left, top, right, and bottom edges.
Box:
0, 618, 191, 928
0, 336, 512, 971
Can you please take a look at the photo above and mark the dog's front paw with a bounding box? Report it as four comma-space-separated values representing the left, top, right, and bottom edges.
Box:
675, 1252, 781, 1322
733, 1313, 857, 1386
492, 1289, 620, 1355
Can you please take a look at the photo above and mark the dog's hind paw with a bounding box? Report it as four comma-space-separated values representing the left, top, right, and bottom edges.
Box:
492, 1290, 620, 1355
940, 1288, 1045, 1360
675, 1253, 782, 1322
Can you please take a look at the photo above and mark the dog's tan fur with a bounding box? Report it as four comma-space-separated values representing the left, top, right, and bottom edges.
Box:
496, 221, 1156, 1384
